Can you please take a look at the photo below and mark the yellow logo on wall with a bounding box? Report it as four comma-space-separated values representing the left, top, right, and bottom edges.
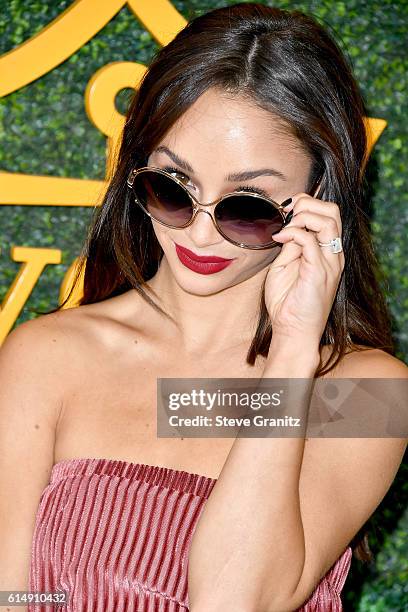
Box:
0, 0, 387, 343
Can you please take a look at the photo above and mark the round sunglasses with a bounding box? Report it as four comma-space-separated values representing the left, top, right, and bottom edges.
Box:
126, 165, 294, 249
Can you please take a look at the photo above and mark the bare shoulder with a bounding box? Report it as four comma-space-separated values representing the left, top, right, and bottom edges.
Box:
1, 310, 74, 375
45, 290, 148, 349
2, 307, 84, 370
0, 305, 104, 409
322, 343, 408, 378
1, 289, 152, 398
0, 311, 79, 423
295, 344, 407, 609
0, 311, 86, 589
3, 289, 140, 355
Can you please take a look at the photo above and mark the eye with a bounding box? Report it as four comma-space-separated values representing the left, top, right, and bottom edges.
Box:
162, 165, 193, 188
234, 185, 271, 199
160, 168, 272, 200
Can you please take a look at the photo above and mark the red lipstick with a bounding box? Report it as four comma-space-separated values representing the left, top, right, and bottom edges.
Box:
174, 242, 235, 274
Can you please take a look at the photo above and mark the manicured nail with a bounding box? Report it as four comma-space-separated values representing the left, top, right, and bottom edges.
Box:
285, 210, 293, 224
282, 197, 292, 209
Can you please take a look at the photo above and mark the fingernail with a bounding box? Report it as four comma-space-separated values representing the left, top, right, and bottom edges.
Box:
285, 210, 293, 224
282, 197, 292, 209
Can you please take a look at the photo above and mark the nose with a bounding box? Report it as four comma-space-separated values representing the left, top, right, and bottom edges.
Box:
185, 208, 224, 248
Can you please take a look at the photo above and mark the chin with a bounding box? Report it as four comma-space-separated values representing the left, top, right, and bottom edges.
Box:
171, 263, 239, 296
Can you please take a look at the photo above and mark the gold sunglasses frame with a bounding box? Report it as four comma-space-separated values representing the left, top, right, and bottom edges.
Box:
127, 165, 291, 250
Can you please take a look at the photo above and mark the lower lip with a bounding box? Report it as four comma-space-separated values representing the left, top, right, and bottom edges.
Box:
174, 243, 234, 274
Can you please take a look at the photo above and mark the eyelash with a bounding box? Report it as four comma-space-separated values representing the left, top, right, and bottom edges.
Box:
161, 165, 271, 199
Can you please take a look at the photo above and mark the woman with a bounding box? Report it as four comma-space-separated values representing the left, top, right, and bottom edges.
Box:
0, 2, 406, 611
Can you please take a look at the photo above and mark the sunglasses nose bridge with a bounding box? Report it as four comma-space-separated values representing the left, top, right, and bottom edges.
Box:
190, 207, 218, 228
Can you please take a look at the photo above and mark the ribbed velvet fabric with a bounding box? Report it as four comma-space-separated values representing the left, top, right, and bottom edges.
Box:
29, 457, 352, 611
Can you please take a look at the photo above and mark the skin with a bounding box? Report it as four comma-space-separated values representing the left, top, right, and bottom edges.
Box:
46, 85, 326, 478
145, 87, 317, 354
0, 86, 406, 609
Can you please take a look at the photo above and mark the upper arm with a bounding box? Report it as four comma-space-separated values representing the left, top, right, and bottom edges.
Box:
291, 349, 408, 608
0, 316, 65, 594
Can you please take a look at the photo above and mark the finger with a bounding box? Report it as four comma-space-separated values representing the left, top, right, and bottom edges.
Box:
287, 211, 342, 250
271, 226, 323, 267
283, 197, 342, 235
285, 211, 344, 271
287, 210, 340, 237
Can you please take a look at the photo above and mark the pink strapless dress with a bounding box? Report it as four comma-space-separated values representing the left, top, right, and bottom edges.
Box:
29, 458, 352, 611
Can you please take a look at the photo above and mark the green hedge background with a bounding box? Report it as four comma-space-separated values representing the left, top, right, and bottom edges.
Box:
0, 1, 407, 609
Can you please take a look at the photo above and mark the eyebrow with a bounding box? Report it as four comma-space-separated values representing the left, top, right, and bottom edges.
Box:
152, 145, 287, 182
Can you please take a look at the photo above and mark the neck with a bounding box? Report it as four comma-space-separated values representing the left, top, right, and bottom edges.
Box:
145, 256, 269, 356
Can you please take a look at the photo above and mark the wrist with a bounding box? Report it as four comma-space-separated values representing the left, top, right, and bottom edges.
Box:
268, 334, 321, 358
265, 338, 321, 377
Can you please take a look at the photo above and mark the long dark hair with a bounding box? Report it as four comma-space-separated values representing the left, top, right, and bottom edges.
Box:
46, 2, 395, 562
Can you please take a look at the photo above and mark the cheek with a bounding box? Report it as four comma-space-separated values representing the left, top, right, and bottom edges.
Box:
246, 247, 281, 268
150, 220, 172, 246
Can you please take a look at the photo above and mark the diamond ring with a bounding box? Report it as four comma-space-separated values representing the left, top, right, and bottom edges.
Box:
317, 237, 343, 254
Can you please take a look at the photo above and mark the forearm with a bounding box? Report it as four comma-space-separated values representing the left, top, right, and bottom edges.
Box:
188, 343, 320, 612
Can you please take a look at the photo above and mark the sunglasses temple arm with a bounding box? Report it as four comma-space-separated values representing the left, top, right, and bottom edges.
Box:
309, 172, 324, 197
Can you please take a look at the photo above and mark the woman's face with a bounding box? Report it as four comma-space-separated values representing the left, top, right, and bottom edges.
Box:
146, 87, 313, 296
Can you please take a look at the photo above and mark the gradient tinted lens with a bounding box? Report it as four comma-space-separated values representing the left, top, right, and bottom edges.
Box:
133, 170, 193, 226
215, 195, 284, 246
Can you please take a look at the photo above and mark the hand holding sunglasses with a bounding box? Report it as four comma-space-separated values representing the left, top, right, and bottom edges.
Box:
264, 193, 346, 351
126, 165, 295, 249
